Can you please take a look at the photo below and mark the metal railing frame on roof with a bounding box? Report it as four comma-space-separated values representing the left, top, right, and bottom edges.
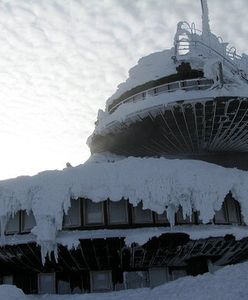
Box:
176, 22, 242, 60
175, 22, 248, 82
108, 77, 213, 114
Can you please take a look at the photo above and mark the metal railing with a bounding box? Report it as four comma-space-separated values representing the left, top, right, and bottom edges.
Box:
108, 77, 213, 114
174, 21, 248, 84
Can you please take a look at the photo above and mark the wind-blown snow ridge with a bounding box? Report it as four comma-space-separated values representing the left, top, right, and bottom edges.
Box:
1, 156, 248, 262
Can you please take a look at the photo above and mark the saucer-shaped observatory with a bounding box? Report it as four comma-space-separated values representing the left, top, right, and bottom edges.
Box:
89, 0, 248, 168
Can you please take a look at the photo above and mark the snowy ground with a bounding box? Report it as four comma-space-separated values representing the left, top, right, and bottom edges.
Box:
2, 261, 248, 300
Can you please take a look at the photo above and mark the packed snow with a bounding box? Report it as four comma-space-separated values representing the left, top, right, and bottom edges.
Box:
1, 155, 248, 262
0, 261, 247, 299
106, 48, 176, 108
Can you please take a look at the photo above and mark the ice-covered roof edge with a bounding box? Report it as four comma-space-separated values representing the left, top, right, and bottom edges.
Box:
1, 156, 248, 263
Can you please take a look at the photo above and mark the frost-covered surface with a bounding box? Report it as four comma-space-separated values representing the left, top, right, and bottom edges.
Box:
1, 156, 248, 261
0, 262, 242, 299
106, 49, 176, 108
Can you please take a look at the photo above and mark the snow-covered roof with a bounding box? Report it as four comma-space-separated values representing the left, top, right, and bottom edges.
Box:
1, 155, 248, 262
105, 49, 177, 108
92, 19, 248, 139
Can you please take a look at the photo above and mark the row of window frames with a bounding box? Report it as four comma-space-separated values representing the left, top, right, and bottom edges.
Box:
4, 200, 185, 234
6, 268, 186, 294
5, 197, 242, 235
63, 197, 242, 228
127, 79, 213, 103
63, 199, 192, 228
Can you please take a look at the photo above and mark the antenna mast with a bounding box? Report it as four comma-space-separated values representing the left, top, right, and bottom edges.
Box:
201, 0, 211, 36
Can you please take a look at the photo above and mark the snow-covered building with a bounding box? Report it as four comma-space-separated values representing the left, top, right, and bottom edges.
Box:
0, 0, 248, 295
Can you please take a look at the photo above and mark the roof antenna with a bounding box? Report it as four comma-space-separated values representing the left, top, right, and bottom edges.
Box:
201, 0, 211, 36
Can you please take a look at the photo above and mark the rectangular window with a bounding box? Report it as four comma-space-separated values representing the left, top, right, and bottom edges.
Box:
90, 271, 112, 292
214, 204, 228, 224
171, 269, 187, 281
21, 211, 36, 233
84, 200, 104, 225
176, 207, 194, 224
38, 273, 56, 294
108, 200, 128, 225
58, 280, 71, 294
2, 275, 13, 285
124, 271, 149, 289
5, 213, 20, 234
63, 199, 81, 228
149, 268, 169, 288
132, 202, 153, 224
226, 198, 240, 224
157, 85, 169, 94
154, 211, 169, 224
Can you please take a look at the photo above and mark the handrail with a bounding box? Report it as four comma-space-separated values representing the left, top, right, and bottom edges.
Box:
176, 40, 247, 83
108, 77, 213, 114
176, 40, 241, 65
176, 22, 244, 63
177, 40, 248, 84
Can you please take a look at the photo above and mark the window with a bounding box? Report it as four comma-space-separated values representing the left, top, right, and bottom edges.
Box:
157, 85, 169, 94
38, 273, 56, 294
168, 82, 180, 92
225, 198, 241, 224
5, 213, 20, 234
149, 268, 169, 288
108, 200, 128, 225
90, 271, 112, 292
2, 275, 13, 285
154, 210, 169, 224
63, 199, 81, 228
58, 280, 71, 294
21, 211, 36, 233
176, 207, 194, 224
214, 204, 227, 224
171, 269, 187, 280
132, 202, 153, 224
84, 200, 104, 225
124, 271, 149, 289
214, 197, 241, 224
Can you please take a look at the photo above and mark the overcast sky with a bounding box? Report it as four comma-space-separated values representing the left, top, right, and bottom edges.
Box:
0, 0, 247, 180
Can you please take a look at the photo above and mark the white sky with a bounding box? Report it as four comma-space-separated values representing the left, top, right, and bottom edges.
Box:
0, 0, 247, 180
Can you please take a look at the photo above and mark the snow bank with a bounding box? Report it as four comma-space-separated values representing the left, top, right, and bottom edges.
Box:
151, 261, 248, 300
0, 285, 25, 300
1, 156, 248, 261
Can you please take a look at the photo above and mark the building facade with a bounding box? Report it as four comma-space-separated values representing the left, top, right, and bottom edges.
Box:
0, 0, 248, 295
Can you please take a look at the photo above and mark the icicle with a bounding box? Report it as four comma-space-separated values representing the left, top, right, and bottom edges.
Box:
0, 216, 7, 243
166, 204, 176, 227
